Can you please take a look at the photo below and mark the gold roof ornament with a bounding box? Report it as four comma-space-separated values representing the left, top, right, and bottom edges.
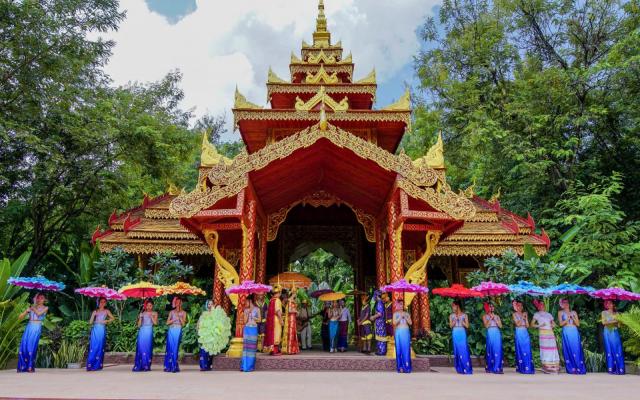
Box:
234, 86, 263, 109
413, 131, 445, 169
313, 0, 331, 47
339, 53, 353, 64
267, 67, 288, 84
459, 179, 476, 198
305, 64, 339, 84
167, 182, 181, 196
201, 131, 233, 167
319, 103, 328, 131
382, 88, 411, 111
295, 85, 348, 112
355, 68, 376, 84
307, 49, 337, 64
290, 52, 302, 64
489, 188, 501, 203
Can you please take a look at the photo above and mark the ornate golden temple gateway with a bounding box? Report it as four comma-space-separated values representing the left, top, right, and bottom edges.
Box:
95, 1, 549, 354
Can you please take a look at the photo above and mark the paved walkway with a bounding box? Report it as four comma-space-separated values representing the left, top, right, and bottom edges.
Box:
0, 365, 638, 400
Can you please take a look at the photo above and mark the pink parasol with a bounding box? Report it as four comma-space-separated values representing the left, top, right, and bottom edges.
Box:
471, 281, 510, 297
381, 279, 428, 294
75, 286, 126, 300
589, 287, 640, 301
8, 276, 65, 292
432, 284, 483, 299
226, 280, 273, 295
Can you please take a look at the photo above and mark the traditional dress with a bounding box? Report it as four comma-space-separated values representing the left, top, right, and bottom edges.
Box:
86, 310, 108, 371
451, 313, 472, 374
321, 306, 330, 352
602, 310, 625, 375
256, 298, 268, 352
263, 296, 283, 355
384, 301, 394, 338
132, 313, 154, 371
484, 315, 503, 374
532, 311, 560, 374
164, 310, 184, 373
560, 310, 586, 374
374, 298, 387, 355
282, 299, 299, 355
329, 308, 340, 352
199, 348, 213, 371
513, 313, 534, 374
241, 307, 260, 372
338, 306, 351, 351
17, 309, 46, 372
298, 305, 312, 350
394, 311, 412, 373
359, 304, 373, 348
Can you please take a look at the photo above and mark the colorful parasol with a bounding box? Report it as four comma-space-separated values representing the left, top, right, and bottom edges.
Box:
507, 281, 552, 297
432, 284, 482, 299
118, 281, 163, 298
75, 286, 126, 300
589, 287, 640, 301
549, 283, 595, 295
8, 276, 66, 292
318, 292, 346, 302
346, 289, 368, 296
268, 272, 312, 289
310, 281, 333, 298
381, 279, 428, 294
158, 282, 206, 296
226, 280, 273, 295
471, 281, 510, 297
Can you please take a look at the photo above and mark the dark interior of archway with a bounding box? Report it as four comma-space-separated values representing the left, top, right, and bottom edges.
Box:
266, 204, 376, 292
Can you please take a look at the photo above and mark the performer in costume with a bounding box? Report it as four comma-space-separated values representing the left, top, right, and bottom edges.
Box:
371, 290, 387, 356
328, 301, 340, 352
601, 300, 625, 375
283, 290, 300, 355
482, 302, 503, 374
321, 302, 331, 352
298, 299, 312, 350
558, 298, 586, 374
531, 299, 560, 374
382, 292, 394, 342
357, 293, 373, 353
164, 297, 186, 373
449, 300, 472, 374
337, 299, 351, 352
511, 300, 534, 374
17, 293, 48, 372
133, 299, 158, 372
263, 286, 283, 355
241, 294, 260, 372
86, 297, 115, 371
255, 293, 268, 352
393, 300, 412, 373
198, 300, 214, 371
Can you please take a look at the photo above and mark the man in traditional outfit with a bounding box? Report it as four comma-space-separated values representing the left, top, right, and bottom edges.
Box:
263, 286, 283, 355
298, 299, 312, 350
255, 293, 268, 352
371, 290, 388, 355
382, 292, 394, 340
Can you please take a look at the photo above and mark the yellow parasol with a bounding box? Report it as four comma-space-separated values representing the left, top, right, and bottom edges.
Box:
318, 292, 346, 302
158, 282, 206, 296
268, 272, 312, 290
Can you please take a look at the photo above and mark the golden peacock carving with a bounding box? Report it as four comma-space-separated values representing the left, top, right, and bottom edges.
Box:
404, 231, 441, 306
203, 229, 239, 306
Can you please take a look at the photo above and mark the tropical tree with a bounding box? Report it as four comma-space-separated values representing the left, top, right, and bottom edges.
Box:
0, 251, 31, 368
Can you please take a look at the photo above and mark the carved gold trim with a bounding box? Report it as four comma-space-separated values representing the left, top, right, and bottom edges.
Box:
290, 64, 353, 79
233, 109, 410, 128
203, 229, 239, 306
404, 231, 440, 306
295, 86, 348, 112
307, 49, 337, 64
266, 83, 376, 99
412, 131, 444, 169
434, 244, 548, 257
99, 242, 211, 255
301, 47, 343, 62
305, 65, 339, 84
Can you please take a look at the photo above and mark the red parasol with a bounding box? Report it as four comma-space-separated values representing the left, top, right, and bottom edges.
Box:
75, 286, 126, 300
471, 281, 510, 297
226, 280, 273, 295
118, 281, 162, 298
432, 284, 482, 299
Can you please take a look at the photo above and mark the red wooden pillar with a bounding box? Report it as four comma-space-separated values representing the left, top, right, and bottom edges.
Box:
212, 259, 225, 306
375, 225, 386, 288
235, 200, 257, 338
256, 222, 267, 284
386, 200, 403, 300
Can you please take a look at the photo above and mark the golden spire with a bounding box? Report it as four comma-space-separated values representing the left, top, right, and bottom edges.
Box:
313, 0, 331, 47
201, 131, 232, 167
234, 86, 262, 109
382, 88, 410, 110
412, 131, 445, 169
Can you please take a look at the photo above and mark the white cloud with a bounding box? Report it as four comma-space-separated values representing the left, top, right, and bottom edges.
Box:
102, 0, 438, 140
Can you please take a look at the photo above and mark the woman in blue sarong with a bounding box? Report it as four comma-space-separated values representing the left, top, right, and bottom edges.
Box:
198, 300, 214, 371
601, 300, 625, 375
511, 300, 534, 374
241, 294, 261, 372
164, 297, 186, 373
558, 298, 586, 374
482, 302, 503, 374
86, 297, 115, 371
393, 300, 412, 373
17, 293, 48, 372
328, 301, 340, 352
132, 299, 157, 372
449, 300, 472, 374
371, 290, 387, 356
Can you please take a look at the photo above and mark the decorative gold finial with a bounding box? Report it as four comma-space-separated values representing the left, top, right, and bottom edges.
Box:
382, 88, 410, 111
489, 187, 501, 203
412, 131, 445, 169
313, 0, 331, 47
355, 69, 376, 84
319, 103, 328, 131
267, 67, 287, 83
201, 131, 232, 167
234, 86, 262, 109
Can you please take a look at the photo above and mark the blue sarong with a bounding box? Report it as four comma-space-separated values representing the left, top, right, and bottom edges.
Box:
452, 327, 473, 374
374, 300, 387, 355
241, 325, 258, 372
485, 327, 503, 373
603, 327, 625, 375
329, 320, 339, 350
163, 325, 182, 372
132, 324, 154, 372
514, 327, 534, 374
199, 348, 213, 371
17, 321, 42, 372
86, 324, 106, 371
562, 326, 586, 374
395, 327, 412, 373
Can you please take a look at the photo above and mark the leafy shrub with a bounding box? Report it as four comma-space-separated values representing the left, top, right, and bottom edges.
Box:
52, 340, 86, 368
153, 324, 169, 352
107, 321, 138, 352
413, 331, 449, 355
584, 349, 606, 372
63, 320, 90, 345
618, 306, 640, 365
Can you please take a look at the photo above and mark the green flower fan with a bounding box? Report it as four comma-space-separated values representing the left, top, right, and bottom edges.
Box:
197, 306, 231, 355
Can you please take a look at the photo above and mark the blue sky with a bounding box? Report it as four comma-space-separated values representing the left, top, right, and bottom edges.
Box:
103, 0, 440, 140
